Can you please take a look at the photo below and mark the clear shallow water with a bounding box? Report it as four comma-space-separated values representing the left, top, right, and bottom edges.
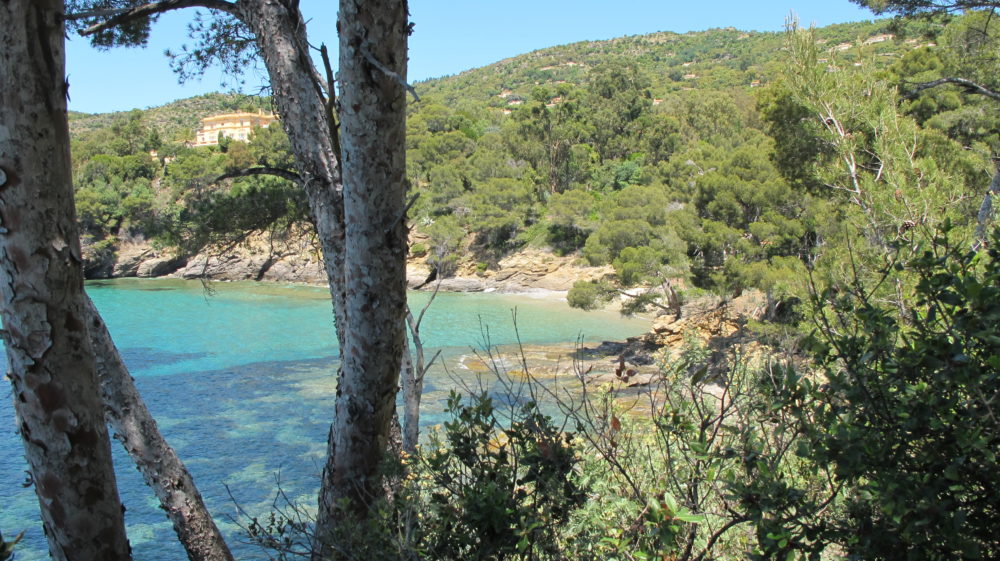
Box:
0, 279, 647, 560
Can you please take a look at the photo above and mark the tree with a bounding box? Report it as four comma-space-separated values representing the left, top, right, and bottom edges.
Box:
852, 3, 1000, 243
852, 0, 1000, 17
0, 2, 131, 559
69, 0, 412, 554
315, 0, 409, 552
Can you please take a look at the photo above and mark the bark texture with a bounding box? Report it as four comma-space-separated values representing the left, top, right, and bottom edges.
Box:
85, 297, 235, 561
0, 2, 131, 559
313, 0, 410, 551
236, 0, 348, 338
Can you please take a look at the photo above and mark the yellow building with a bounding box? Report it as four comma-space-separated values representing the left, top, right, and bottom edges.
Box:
193, 110, 278, 146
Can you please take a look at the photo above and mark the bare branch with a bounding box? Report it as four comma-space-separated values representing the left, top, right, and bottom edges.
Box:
78, 0, 239, 36
319, 42, 343, 179
64, 7, 133, 20
905, 77, 1000, 103
214, 166, 301, 183
415, 279, 442, 331
358, 44, 420, 102
385, 192, 419, 235
974, 165, 1000, 248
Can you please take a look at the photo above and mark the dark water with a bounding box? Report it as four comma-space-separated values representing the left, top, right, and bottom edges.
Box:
0, 279, 647, 560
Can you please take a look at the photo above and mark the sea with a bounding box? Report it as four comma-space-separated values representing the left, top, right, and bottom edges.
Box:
0, 279, 648, 560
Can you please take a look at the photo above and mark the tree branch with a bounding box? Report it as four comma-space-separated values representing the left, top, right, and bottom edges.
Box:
319, 42, 343, 179
974, 164, 1000, 248
64, 7, 135, 20
215, 166, 301, 183
359, 43, 420, 102
905, 77, 1000, 103
77, 0, 239, 36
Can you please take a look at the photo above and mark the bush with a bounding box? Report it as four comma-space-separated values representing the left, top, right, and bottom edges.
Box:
555, 340, 836, 560
784, 225, 1000, 560
410, 242, 428, 258
566, 280, 608, 311
415, 391, 585, 560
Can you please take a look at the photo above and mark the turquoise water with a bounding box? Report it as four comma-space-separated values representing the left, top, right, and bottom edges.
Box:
0, 279, 647, 560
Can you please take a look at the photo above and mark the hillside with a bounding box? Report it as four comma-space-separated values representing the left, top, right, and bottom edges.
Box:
69, 92, 273, 142
67, 20, 900, 143
65, 15, 993, 318
413, 20, 896, 107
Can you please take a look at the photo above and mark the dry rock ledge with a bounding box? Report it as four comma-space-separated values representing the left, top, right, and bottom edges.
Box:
86, 234, 615, 296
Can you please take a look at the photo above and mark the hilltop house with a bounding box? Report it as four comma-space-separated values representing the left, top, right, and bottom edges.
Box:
193, 110, 278, 146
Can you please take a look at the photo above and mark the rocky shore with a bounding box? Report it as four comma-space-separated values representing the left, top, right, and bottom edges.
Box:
84, 232, 615, 295
84, 233, 770, 386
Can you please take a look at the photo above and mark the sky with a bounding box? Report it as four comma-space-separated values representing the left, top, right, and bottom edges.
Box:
64, 0, 878, 114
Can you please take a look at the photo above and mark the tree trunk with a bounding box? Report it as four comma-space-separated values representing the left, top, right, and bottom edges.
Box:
400, 339, 420, 454
402, 301, 439, 455
0, 2, 131, 559
85, 298, 235, 561
313, 0, 410, 552
237, 0, 348, 338
974, 163, 1000, 247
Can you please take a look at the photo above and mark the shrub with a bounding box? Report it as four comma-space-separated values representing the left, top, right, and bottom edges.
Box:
784, 224, 1000, 560
409, 242, 428, 258
416, 391, 585, 560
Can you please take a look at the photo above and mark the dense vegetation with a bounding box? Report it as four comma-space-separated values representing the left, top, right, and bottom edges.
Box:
59, 10, 1000, 560
69, 16, 992, 317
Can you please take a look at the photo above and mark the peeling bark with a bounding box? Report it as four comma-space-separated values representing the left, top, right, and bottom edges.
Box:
0, 2, 131, 559
85, 298, 235, 561
313, 0, 410, 553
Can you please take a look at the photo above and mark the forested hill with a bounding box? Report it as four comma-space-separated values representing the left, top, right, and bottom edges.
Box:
67, 20, 894, 140
67, 14, 996, 319
69, 92, 273, 142
414, 19, 893, 105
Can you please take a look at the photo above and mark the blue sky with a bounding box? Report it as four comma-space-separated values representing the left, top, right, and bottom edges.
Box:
65, 0, 877, 114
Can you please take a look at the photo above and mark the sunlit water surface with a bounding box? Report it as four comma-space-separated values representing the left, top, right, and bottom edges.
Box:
0, 279, 647, 560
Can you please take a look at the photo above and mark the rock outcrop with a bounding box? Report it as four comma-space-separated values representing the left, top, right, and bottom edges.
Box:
82, 231, 615, 295
422, 248, 614, 294
574, 291, 771, 389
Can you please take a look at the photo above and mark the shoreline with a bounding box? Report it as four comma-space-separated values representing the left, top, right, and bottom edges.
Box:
86, 238, 614, 300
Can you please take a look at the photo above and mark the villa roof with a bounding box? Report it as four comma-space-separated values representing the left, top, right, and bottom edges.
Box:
200, 111, 277, 123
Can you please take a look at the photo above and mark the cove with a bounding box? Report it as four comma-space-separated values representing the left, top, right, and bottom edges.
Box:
0, 279, 647, 561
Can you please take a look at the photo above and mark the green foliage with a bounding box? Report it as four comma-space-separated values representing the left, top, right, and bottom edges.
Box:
171, 177, 307, 254
783, 225, 1000, 560
409, 242, 428, 258
851, 0, 1000, 17
546, 188, 595, 253
69, 92, 271, 141
424, 215, 466, 277
67, 13, 990, 323
464, 177, 537, 249
417, 391, 585, 560
554, 341, 836, 560
582, 219, 657, 266
566, 280, 609, 311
